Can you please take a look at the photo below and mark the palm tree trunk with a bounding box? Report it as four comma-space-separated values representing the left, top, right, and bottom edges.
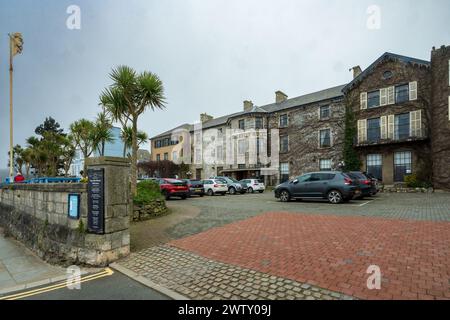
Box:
131, 116, 138, 196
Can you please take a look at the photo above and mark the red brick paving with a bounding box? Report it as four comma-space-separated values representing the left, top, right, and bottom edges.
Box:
170, 212, 450, 300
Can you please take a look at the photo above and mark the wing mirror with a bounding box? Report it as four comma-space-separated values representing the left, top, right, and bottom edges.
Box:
291, 179, 299, 184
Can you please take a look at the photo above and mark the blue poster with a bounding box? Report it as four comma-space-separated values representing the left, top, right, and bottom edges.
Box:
68, 194, 80, 219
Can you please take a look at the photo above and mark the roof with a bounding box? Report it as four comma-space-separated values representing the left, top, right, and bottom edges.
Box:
151, 123, 192, 140
260, 85, 345, 113
343, 52, 430, 93
151, 84, 346, 138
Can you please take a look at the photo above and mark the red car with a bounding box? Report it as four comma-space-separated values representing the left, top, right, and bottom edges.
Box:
157, 178, 189, 200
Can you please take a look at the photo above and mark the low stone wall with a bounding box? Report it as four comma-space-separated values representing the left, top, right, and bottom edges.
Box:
379, 185, 434, 193
0, 182, 129, 267
132, 199, 168, 221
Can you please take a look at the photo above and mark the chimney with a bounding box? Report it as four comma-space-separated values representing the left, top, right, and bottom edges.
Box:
275, 91, 288, 104
350, 66, 362, 79
243, 100, 254, 112
200, 113, 214, 123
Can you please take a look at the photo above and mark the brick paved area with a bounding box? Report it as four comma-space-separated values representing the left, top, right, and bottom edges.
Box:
171, 212, 450, 300
118, 245, 354, 300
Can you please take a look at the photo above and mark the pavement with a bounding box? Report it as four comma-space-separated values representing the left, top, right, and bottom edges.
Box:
119, 191, 450, 300
0, 228, 66, 293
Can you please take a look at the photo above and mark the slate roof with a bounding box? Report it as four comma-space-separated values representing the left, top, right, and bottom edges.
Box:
151, 85, 346, 139
343, 52, 430, 93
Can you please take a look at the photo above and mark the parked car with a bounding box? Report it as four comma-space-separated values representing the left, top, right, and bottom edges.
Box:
202, 179, 228, 196
240, 179, 265, 193
211, 176, 248, 195
346, 171, 377, 199
182, 179, 205, 197
157, 178, 189, 200
363, 172, 381, 193
274, 171, 360, 204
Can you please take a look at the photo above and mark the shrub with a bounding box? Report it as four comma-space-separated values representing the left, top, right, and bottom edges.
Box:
404, 174, 432, 189
133, 180, 163, 205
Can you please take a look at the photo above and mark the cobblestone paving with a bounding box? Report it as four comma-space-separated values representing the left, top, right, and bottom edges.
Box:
172, 212, 450, 300
118, 245, 354, 300
166, 192, 450, 240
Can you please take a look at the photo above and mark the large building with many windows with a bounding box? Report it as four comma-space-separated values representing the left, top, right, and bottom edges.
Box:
150, 45, 450, 189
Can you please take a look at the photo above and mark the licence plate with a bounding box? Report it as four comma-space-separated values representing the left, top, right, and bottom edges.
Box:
355, 190, 361, 195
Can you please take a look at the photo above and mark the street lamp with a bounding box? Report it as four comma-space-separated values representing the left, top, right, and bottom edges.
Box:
8, 32, 23, 181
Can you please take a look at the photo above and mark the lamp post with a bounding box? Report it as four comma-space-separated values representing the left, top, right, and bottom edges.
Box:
8, 32, 23, 181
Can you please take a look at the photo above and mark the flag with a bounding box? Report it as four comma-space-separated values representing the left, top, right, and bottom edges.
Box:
10, 32, 23, 56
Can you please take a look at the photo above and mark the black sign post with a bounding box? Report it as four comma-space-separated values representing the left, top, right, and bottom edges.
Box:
87, 168, 105, 234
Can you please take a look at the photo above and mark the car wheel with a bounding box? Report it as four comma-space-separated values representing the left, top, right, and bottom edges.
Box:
200, 194, 204, 197
181, 195, 187, 200
207, 189, 214, 196
229, 187, 236, 195
163, 191, 170, 200
248, 187, 254, 193
327, 190, 343, 204
279, 190, 291, 202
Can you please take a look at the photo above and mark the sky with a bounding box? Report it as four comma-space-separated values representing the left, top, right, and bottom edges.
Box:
0, 0, 449, 170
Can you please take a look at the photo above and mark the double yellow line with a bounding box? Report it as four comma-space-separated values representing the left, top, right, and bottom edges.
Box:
0, 268, 114, 300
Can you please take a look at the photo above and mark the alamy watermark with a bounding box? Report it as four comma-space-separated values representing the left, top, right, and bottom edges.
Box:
66, 5, 81, 30
66, 265, 81, 290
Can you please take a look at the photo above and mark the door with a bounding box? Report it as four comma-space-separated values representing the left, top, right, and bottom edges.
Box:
303, 173, 325, 197
291, 174, 311, 197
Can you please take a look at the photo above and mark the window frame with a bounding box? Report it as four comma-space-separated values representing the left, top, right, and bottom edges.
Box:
319, 129, 332, 148
319, 159, 332, 171
279, 135, 289, 153
238, 119, 245, 130
394, 113, 410, 140
395, 83, 410, 104
367, 117, 381, 143
367, 90, 381, 109
279, 114, 288, 128
319, 105, 330, 120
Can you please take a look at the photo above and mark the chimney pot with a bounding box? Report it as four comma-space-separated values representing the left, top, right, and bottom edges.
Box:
350, 66, 362, 79
275, 91, 288, 103
243, 100, 254, 112
200, 113, 214, 123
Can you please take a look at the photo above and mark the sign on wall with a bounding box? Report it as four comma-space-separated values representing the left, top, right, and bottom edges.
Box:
87, 168, 105, 234
68, 194, 80, 219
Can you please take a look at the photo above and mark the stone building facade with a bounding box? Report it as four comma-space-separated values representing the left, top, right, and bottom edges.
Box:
343, 52, 432, 185
430, 46, 450, 190
150, 45, 450, 189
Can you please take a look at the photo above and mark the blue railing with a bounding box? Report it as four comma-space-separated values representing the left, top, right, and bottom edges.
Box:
1, 177, 81, 185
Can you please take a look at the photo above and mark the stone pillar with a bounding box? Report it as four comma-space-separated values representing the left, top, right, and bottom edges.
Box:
85, 157, 131, 265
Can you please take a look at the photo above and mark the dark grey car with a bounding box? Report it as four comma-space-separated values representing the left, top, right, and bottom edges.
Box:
274, 171, 360, 204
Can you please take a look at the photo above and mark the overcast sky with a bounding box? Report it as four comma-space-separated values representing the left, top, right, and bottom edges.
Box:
0, 0, 449, 169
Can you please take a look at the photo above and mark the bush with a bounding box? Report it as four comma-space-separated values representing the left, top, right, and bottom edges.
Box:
404, 174, 432, 189
133, 180, 163, 205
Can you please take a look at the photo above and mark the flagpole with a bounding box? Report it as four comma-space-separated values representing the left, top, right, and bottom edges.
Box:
9, 34, 14, 181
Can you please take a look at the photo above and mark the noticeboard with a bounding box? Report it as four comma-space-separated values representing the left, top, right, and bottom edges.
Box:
87, 168, 105, 234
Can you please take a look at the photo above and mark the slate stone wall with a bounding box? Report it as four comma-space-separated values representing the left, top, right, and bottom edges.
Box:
0, 157, 131, 266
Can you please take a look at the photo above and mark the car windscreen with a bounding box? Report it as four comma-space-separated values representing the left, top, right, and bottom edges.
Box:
349, 172, 366, 179
166, 180, 186, 186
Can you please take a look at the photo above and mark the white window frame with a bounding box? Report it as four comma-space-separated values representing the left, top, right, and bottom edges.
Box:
319, 159, 332, 171
318, 128, 332, 148
360, 92, 367, 110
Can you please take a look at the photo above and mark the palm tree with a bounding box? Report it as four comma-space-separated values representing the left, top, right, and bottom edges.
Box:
120, 126, 148, 158
61, 135, 76, 177
100, 66, 166, 195
70, 119, 97, 176
94, 111, 114, 156
21, 148, 33, 177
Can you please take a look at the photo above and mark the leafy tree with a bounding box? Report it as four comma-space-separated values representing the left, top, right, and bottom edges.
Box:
70, 119, 97, 176
61, 135, 76, 177
120, 126, 148, 158
35, 117, 64, 136
93, 111, 114, 156
100, 66, 166, 195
